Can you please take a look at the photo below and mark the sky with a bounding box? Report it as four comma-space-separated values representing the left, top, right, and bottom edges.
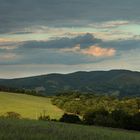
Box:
0, 0, 140, 78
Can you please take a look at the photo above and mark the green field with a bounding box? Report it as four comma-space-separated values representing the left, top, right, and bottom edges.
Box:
0, 92, 140, 140
0, 118, 140, 140
0, 92, 64, 119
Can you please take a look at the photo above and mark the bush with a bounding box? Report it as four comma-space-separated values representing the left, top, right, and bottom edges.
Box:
4, 112, 21, 119
110, 109, 132, 128
131, 112, 140, 130
51, 119, 57, 122
59, 113, 81, 123
83, 109, 109, 125
83, 111, 96, 125
38, 115, 50, 121
38, 110, 50, 121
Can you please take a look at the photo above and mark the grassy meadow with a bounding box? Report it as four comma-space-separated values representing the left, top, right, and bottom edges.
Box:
0, 118, 140, 140
0, 92, 64, 119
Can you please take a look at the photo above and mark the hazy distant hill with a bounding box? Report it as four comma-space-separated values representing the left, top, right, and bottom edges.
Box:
0, 70, 140, 97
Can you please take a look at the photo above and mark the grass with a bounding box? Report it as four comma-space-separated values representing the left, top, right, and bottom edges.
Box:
0, 118, 140, 140
0, 92, 140, 140
0, 92, 64, 119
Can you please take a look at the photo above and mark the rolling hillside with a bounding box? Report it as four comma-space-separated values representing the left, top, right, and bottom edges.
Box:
0, 92, 64, 119
0, 70, 140, 96
0, 118, 140, 140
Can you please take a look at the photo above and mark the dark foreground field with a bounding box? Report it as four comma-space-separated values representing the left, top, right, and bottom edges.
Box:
0, 118, 140, 140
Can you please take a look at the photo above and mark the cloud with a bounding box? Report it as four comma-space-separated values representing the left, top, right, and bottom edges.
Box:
0, 40, 20, 50
61, 44, 116, 57
89, 20, 130, 29
1, 0, 140, 33
0, 33, 140, 66
1, 0, 140, 77
0, 53, 17, 61
101, 39, 140, 51
0, 38, 15, 42
81, 45, 116, 57
8, 26, 67, 35
20, 33, 102, 49
60, 44, 81, 52
0, 46, 17, 50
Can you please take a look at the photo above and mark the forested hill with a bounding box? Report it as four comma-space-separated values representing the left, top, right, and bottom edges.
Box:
0, 70, 140, 97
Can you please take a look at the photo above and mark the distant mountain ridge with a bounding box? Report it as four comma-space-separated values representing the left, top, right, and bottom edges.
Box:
0, 69, 140, 97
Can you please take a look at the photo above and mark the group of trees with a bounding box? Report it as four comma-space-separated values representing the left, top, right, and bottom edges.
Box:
0, 86, 45, 96
83, 108, 140, 130
51, 93, 140, 130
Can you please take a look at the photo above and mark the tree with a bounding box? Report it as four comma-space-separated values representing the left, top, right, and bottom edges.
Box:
131, 112, 140, 130
110, 109, 132, 128
83, 108, 109, 126
59, 113, 81, 123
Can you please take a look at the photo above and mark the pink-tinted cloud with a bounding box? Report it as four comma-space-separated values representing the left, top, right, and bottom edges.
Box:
81, 45, 116, 57
60, 44, 116, 57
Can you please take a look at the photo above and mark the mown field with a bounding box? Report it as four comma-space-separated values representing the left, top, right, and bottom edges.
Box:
0, 118, 140, 140
0, 92, 64, 119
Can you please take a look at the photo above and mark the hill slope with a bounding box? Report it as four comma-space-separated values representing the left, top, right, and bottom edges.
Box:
0, 118, 140, 140
0, 92, 64, 119
0, 70, 140, 96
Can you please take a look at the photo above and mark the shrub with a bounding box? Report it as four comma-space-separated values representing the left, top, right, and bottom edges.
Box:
110, 109, 131, 128
38, 115, 50, 121
59, 113, 81, 123
4, 112, 21, 119
83, 111, 96, 125
38, 110, 50, 121
83, 109, 109, 125
131, 112, 140, 130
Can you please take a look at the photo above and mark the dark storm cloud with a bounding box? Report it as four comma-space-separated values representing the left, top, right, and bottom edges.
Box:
1, 0, 140, 33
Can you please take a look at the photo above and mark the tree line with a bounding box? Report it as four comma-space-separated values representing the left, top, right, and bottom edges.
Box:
51, 93, 140, 130
0, 86, 45, 96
